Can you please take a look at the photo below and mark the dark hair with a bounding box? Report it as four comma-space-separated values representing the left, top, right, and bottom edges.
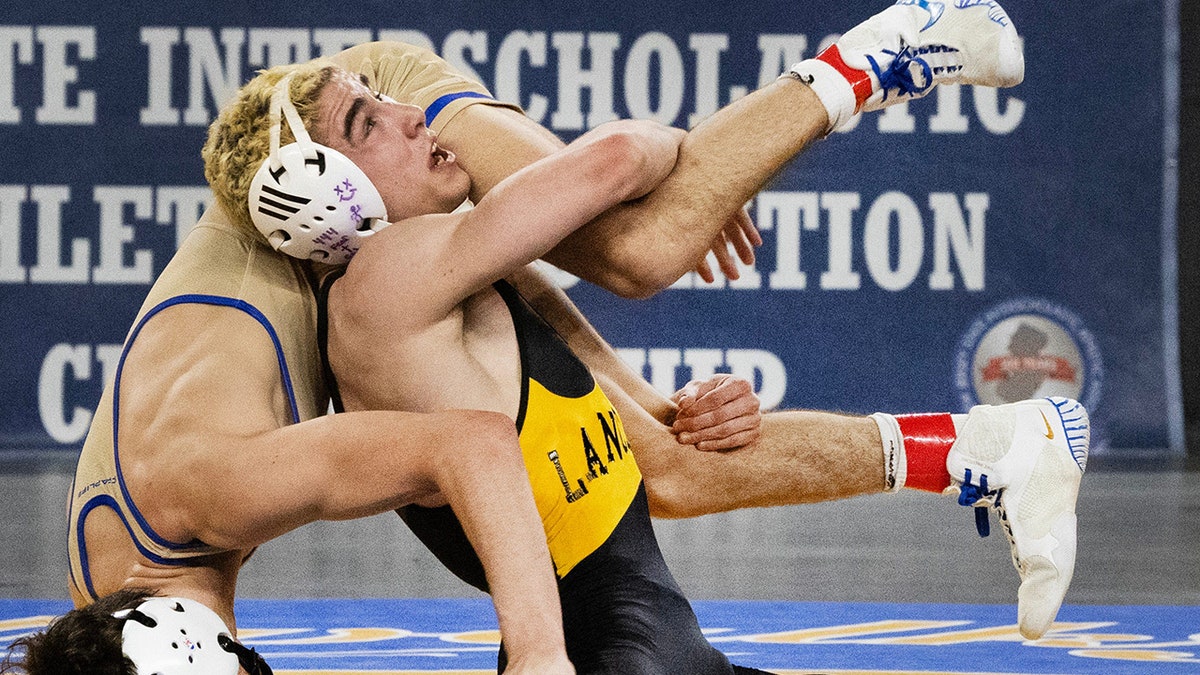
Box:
0, 588, 150, 675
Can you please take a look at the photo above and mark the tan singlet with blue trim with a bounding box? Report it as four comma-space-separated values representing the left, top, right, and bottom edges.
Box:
67, 41, 520, 602
66, 219, 326, 601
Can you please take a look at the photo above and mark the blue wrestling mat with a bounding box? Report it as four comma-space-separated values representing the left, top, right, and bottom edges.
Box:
2, 599, 1195, 674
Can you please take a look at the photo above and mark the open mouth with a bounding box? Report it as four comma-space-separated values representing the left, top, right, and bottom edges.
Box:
430, 141, 454, 168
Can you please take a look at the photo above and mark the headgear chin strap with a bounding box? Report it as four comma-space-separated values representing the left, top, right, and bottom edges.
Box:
114, 597, 242, 675
247, 71, 389, 265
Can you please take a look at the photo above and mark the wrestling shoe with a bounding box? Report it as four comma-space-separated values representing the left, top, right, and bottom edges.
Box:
945, 397, 1089, 640
789, 0, 1024, 130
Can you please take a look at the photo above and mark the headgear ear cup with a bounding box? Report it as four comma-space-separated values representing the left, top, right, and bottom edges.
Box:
247, 71, 389, 265
115, 597, 242, 674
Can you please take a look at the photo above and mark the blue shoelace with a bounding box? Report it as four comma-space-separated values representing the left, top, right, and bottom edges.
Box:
865, 44, 935, 103
957, 467, 993, 537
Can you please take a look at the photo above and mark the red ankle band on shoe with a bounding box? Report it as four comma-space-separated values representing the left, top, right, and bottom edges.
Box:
815, 44, 873, 110
895, 412, 956, 492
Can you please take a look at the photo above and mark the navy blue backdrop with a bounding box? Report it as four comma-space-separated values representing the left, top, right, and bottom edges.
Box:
0, 1, 1183, 455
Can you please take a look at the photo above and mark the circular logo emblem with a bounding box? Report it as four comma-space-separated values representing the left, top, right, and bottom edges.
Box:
955, 299, 1102, 412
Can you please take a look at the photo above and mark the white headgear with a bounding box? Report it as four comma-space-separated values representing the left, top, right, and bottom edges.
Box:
247, 71, 389, 265
114, 597, 240, 675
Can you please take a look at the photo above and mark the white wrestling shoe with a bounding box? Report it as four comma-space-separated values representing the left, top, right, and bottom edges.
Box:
946, 397, 1089, 640
790, 0, 1025, 130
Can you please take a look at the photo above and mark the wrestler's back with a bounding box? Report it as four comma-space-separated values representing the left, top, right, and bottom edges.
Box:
67, 212, 326, 614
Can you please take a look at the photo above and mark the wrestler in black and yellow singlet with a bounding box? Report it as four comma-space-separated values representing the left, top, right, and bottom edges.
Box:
319, 279, 743, 674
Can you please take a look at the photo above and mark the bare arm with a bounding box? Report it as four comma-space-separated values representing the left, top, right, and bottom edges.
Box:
512, 267, 762, 451
191, 410, 569, 671
118, 305, 570, 672
346, 119, 684, 324
502, 278, 878, 516
439, 77, 829, 298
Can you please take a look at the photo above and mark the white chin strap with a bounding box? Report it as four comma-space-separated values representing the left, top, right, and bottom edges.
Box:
247, 71, 389, 265
115, 597, 240, 675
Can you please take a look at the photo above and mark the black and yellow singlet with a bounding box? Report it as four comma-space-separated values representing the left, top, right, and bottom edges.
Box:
496, 280, 644, 577
318, 279, 740, 674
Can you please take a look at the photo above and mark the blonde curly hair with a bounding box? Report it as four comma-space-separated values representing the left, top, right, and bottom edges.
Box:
202, 60, 338, 237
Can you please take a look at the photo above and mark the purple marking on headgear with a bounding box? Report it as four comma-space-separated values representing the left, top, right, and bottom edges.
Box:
334, 179, 357, 202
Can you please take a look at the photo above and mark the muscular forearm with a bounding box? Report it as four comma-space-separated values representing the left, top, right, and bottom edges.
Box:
439, 78, 826, 299
434, 412, 570, 670
545, 78, 828, 297
345, 40, 826, 299
567, 119, 685, 205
